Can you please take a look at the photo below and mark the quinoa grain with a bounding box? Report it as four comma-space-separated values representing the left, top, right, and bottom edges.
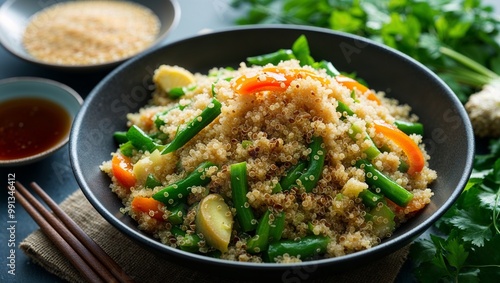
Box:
23, 1, 160, 65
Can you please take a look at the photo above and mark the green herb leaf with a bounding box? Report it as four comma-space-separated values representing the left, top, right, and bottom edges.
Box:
411, 139, 500, 280
291, 34, 315, 66
447, 208, 492, 247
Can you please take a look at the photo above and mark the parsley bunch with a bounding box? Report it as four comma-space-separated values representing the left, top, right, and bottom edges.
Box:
231, 0, 500, 102
410, 139, 500, 282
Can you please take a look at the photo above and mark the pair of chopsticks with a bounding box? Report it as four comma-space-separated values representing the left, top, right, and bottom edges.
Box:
15, 181, 135, 283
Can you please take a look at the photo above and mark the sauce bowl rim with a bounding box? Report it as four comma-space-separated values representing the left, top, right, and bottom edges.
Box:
0, 76, 83, 166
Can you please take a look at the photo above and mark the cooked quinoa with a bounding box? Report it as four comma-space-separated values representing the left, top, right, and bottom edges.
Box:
101, 60, 436, 263
22, 1, 160, 65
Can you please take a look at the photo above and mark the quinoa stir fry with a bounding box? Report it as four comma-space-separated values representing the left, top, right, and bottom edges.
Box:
101, 36, 436, 263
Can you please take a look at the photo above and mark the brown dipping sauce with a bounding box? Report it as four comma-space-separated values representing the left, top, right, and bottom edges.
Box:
0, 97, 71, 160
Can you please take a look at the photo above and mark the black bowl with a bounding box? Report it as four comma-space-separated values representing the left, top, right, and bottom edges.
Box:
70, 25, 474, 279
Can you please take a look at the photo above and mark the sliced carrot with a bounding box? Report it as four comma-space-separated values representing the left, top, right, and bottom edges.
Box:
373, 122, 425, 175
233, 67, 381, 106
233, 67, 328, 95
131, 196, 164, 221
111, 153, 137, 188
233, 71, 289, 94
262, 67, 329, 84
139, 110, 156, 130
334, 75, 381, 105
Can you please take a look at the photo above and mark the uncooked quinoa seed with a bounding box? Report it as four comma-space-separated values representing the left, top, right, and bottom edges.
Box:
22, 1, 160, 65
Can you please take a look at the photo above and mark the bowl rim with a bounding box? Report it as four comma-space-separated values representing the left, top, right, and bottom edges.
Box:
70, 24, 475, 271
0, 76, 83, 166
0, 0, 181, 71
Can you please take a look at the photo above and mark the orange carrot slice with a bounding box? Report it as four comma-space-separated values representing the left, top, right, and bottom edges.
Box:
131, 196, 164, 221
233, 67, 380, 105
335, 75, 381, 104
111, 153, 137, 188
373, 122, 424, 175
233, 67, 328, 95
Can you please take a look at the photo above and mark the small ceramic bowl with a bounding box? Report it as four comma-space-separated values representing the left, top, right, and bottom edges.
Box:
0, 77, 83, 166
0, 0, 180, 71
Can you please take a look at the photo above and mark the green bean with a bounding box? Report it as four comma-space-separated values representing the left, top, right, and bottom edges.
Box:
296, 136, 326, 192
350, 89, 360, 102
170, 226, 201, 253
267, 235, 330, 262
167, 85, 196, 99
279, 160, 307, 191
394, 120, 424, 136
161, 98, 222, 154
145, 173, 162, 189
114, 131, 134, 156
336, 101, 355, 118
268, 212, 285, 242
358, 189, 385, 208
149, 132, 169, 143
230, 161, 257, 232
365, 203, 396, 237
398, 159, 409, 173
247, 210, 272, 254
241, 140, 253, 149
126, 125, 161, 153
247, 49, 295, 66
119, 141, 135, 157
271, 182, 283, 194
168, 87, 186, 99
247, 210, 286, 254
153, 162, 216, 206
347, 124, 364, 140
113, 131, 128, 144
348, 124, 381, 160
334, 91, 383, 161
336, 102, 381, 160
167, 202, 187, 225
356, 159, 413, 207
170, 226, 185, 237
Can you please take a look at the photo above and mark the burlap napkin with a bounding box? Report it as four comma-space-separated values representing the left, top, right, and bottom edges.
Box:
20, 189, 410, 283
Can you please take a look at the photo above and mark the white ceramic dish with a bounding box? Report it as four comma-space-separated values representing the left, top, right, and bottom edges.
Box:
0, 77, 83, 166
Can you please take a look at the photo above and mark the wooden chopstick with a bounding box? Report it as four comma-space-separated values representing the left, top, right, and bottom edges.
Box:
15, 181, 135, 283
15, 182, 107, 283
29, 182, 134, 283
15, 188, 105, 283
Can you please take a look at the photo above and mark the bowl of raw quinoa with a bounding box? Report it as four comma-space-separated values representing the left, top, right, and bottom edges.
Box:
0, 0, 179, 71
70, 26, 474, 279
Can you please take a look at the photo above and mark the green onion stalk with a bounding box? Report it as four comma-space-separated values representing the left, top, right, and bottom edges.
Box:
440, 47, 500, 138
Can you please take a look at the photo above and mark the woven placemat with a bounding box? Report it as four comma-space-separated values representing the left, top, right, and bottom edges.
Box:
20, 189, 410, 283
